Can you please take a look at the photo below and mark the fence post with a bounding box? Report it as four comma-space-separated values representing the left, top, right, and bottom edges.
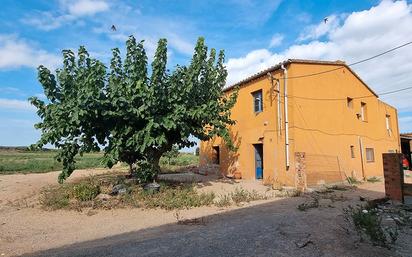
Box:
382, 153, 404, 203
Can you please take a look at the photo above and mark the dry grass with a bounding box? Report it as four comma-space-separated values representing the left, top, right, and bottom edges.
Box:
40, 174, 216, 211
40, 173, 272, 211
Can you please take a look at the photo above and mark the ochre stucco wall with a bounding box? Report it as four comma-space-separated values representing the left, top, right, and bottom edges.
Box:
200, 62, 400, 187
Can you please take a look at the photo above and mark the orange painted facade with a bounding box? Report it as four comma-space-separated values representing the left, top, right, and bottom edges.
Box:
200, 59, 400, 187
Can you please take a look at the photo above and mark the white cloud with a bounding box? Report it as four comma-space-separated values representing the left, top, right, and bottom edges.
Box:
91, 4, 196, 57
167, 33, 194, 56
0, 34, 60, 70
22, 12, 74, 31
269, 34, 284, 48
22, 0, 109, 30
65, 0, 109, 16
226, 0, 412, 131
0, 98, 35, 111
34, 93, 47, 100
298, 14, 341, 41
296, 12, 312, 23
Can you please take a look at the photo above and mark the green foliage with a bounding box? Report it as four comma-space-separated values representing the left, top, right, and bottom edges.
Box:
31, 36, 237, 183
73, 182, 101, 201
160, 152, 198, 168
135, 160, 157, 183
163, 145, 180, 165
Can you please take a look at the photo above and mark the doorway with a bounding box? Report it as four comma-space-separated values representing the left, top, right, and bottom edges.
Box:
254, 144, 263, 179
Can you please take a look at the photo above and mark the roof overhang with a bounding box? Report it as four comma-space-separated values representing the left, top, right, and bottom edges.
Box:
223, 59, 379, 98
401, 133, 412, 140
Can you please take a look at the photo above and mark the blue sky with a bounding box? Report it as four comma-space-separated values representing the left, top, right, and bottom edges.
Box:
1, 0, 412, 148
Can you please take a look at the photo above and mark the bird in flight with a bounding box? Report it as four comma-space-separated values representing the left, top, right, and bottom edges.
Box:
111, 25, 117, 31
323, 17, 328, 24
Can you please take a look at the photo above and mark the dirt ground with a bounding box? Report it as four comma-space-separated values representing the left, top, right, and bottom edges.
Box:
0, 169, 407, 256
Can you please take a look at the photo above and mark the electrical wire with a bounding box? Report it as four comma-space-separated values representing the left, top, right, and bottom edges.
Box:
284, 40, 412, 80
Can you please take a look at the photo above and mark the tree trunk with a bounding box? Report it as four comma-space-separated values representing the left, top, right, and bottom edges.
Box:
147, 151, 162, 181
128, 163, 133, 174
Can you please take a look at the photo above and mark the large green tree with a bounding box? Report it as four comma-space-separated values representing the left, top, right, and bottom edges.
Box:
30, 36, 237, 183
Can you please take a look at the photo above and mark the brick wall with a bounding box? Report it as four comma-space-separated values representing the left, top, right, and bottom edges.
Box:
305, 154, 344, 186
383, 153, 404, 203
295, 152, 307, 191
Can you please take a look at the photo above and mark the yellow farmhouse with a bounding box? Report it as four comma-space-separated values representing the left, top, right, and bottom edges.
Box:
200, 59, 400, 187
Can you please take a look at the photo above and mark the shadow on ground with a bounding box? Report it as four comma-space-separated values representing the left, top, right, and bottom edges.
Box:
22, 187, 396, 257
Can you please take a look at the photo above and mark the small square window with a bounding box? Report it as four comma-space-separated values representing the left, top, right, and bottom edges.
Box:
361, 102, 367, 121
385, 114, 392, 135
366, 148, 374, 162
252, 90, 263, 113
350, 145, 355, 158
347, 97, 353, 109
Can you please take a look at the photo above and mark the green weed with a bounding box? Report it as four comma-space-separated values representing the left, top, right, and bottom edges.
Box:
215, 194, 232, 207
73, 182, 101, 201
346, 176, 362, 185
366, 176, 381, 183
230, 187, 266, 205
344, 205, 398, 248
136, 183, 215, 210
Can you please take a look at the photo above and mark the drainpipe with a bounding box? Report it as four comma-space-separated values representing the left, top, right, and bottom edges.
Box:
358, 136, 365, 179
281, 64, 290, 169
276, 79, 282, 136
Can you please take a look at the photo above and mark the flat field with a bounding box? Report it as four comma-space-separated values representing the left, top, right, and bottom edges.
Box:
0, 149, 198, 175
0, 149, 104, 174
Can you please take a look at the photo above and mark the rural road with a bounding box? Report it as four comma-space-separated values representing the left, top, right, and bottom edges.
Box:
24, 189, 392, 257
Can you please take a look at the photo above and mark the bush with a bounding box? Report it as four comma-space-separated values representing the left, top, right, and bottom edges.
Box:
134, 160, 157, 183
73, 182, 101, 201
40, 185, 71, 210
